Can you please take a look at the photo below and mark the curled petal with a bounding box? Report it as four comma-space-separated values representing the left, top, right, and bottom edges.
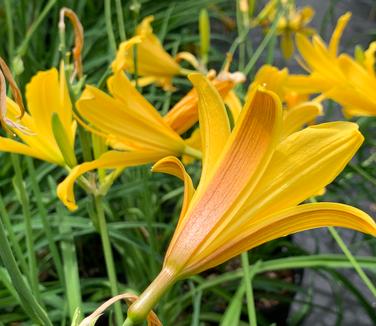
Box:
57, 151, 165, 211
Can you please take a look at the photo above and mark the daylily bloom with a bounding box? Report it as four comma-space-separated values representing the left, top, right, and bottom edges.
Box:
112, 16, 184, 90
288, 12, 376, 116
255, 1, 315, 59
124, 74, 376, 323
57, 70, 201, 211
0, 63, 76, 166
248, 64, 322, 139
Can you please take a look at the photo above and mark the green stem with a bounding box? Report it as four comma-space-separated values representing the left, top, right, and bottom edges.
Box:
241, 253, 258, 326
4, 0, 15, 59
16, 0, 57, 57
349, 163, 376, 187
126, 268, 176, 324
26, 157, 64, 283
94, 195, 123, 325
58, 205, 83, 321
115, 0, 126, 41
243, 7, 284, 76
328, 227, 376, 298
11, 154, 41, 303
184, 145, 202, 160
0, 212, 52, 325
105, 0, 117, 55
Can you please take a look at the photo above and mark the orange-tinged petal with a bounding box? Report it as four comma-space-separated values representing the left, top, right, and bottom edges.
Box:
199, 122, 364, 260
57, 150, 165, 211
328, 12, 351, 57
164, 88, 282, 275
152, 156, 195, 239
282, 101, 322, 138
188, 203, 376, 274
188, 73, 230, 189
242, 122, 363, 219
163, 79, 234, 134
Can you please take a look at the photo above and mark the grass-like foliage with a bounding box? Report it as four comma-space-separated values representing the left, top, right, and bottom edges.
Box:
0, 1, 375, 325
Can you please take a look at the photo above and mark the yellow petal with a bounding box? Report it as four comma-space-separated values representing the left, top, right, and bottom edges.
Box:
76, 85, 185, 153
188, 73, 230, 188
57, 151, 165, 211
328, 12, 351, 57
107, 71, 174, 129
0, 137, 48, 162
164, 79, 234, 134
111, 36, 143, 72
286, 73, 328, 94
189, 203, 376, 274
243, 122, 364, 219
282, 101, 322, 138
224, 90, 242, 123
248, 65, 288, 99
26, 68, 65, 142
134, 16, 181, 76
152, 156, 195, 240
364, 41, 376, 75
165, 88, 283, 274
5, 98, 64, 164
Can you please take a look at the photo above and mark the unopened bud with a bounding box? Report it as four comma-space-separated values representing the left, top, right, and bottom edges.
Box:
199, 9, 210, 65
51, 112, 77, 168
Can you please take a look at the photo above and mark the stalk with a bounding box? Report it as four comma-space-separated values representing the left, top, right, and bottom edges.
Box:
94, 195, 123, 325
26, 157, 64, 283
11, 154, 41, 303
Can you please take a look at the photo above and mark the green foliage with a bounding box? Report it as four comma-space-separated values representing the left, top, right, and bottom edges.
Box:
0, 0, 375, 325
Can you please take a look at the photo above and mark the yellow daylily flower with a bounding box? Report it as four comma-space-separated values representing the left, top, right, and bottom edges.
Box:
255, 1, 315, 59
0, 64, 76, 166
112, 16, 183, 90
57, 71, 201, 211
124, 74, 376, 323
288, 12, 376, 117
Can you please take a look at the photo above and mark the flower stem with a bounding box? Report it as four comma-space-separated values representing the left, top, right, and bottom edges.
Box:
105, 0, 117, 55
184, 145, 202, 160
127, 268, 176, 324
94, 194, 123, 325
11, 154, 41, 303
241, 253, 259, 326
